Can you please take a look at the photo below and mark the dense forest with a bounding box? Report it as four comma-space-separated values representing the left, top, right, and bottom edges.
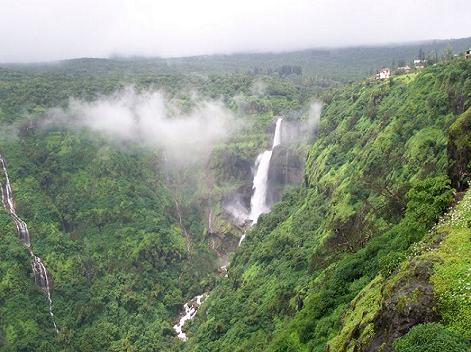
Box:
0, 39, 470, 352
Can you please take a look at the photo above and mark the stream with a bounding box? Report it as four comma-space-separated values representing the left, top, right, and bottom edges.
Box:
173, 294, 207, 341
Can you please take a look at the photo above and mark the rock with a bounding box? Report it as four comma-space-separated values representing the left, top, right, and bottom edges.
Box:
447, 107, 471, 191
267, 145, 303, 206
365, 259, 440, 352
207, 211, 244, 267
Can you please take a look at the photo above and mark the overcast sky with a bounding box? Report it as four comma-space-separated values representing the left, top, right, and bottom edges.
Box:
0, 0, 469, 63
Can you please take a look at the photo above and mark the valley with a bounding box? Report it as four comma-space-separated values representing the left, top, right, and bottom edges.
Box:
0, 39, 470, 352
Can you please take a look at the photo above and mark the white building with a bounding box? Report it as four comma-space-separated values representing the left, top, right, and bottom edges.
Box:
414, 59, 426, 68
375, 68, 391, 80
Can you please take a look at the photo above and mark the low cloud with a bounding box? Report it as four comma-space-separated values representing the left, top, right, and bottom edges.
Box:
282, 101, 322, 145
250, 80, 267, 96
48, 88, 240, 164
306, 101, 322, 132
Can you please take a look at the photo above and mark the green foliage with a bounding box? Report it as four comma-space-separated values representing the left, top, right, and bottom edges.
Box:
0, 128, 219, 351
325, 174, 471, 351
0, 51, 320, 351
328, 276, 383, 352
0, 50, 470, 352
187, 59, 471, 351
393, 323, 469, 352
448, 107, 471, 190
0, 213, 54, 351
427, 193, 471, 337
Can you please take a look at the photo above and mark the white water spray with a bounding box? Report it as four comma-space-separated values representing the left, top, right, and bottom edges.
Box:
173, 294, 207, 341
0, 155, 59, 334
249, 118, 282, 223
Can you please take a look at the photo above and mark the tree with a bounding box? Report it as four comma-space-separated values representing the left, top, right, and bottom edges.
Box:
418, 48, 425, 61
443, 44, 454, 61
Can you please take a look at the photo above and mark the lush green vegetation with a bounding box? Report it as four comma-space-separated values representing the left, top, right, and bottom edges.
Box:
0, 129, 220, 351
0, 45, 470, 352
185, 58, 471, 351
0, 50, 314, 351
393, 323, 469, 352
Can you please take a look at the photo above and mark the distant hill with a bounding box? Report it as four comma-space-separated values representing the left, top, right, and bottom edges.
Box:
2, 36, 471, 82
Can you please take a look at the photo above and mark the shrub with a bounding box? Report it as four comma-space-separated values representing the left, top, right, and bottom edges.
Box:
393, 323, 469, 352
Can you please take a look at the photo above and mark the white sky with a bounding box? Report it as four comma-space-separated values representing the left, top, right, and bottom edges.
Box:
0, 0, 469, 62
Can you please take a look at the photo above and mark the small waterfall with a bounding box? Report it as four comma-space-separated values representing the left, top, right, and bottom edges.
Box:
248, 118, 283, 224
0, 155, 59, 334
238, 232, 246, 246
173, 294, 207, 341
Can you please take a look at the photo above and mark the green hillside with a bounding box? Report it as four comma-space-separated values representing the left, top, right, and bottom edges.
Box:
185, 59, 471, 351
0, 48, 470, 352
0, 131, 218, 351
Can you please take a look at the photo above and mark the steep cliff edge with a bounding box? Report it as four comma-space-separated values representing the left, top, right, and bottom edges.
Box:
448, 107, 471, 191
327, 190, 471, 351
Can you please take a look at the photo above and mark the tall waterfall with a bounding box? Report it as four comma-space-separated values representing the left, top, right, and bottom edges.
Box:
0, 155, 59, 334
174, 119, 283, 336
249, 118, 282, 223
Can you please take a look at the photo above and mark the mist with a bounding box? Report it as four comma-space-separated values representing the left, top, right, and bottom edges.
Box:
281, 101, 322, 145
306, 101, 322, 132
223, 195, 250, 227
48, 88, 240, 164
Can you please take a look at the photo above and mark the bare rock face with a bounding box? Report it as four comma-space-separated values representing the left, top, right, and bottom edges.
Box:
207, 212, 244, 267
448, 107, 471, 191
364, 259, 439, 352
211, 149, 254, 186
267, 145, 304, 206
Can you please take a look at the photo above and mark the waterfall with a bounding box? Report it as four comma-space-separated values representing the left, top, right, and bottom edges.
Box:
173, 119, 283, 336
0, 155, 59, 334
248, 118, 282, 223
173, 294, 207, 341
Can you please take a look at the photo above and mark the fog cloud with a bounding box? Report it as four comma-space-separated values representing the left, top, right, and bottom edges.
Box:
48, 88, 240, 164
250, 80, 268, 96
307, 101, 322, 132
282, 101, 322, 145
0, 0, 470, 62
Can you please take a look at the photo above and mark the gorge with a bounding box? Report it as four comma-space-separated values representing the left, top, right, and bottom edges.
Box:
0, 41, 470, 352
173, 117, 286, 338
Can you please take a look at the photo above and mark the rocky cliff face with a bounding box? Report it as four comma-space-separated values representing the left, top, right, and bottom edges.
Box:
206, 121, 306, 263
448, 107, 471, 191
267, 145, 304, 206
